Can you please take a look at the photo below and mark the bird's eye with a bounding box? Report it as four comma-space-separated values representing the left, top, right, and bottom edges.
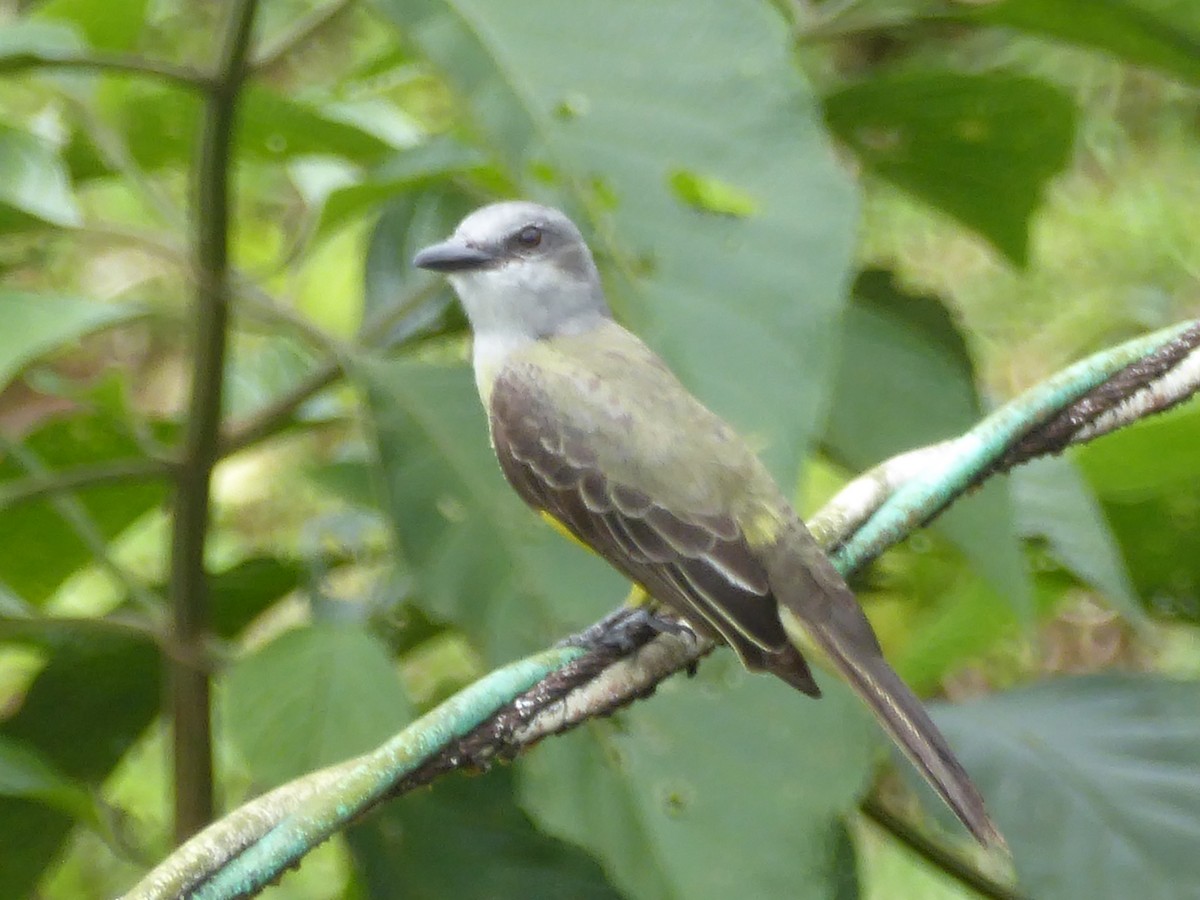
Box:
515, 225, 543, 248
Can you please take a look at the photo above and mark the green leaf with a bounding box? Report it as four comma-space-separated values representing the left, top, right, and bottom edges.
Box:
346, 768, 623, 899
223, 624, 413, 787
32, 0, 148, 51
0, 292, 140, 392
958, 0, 1200, 86
0, 20, 86, 70
377, 0, 858, 482
825, 73, 1076, 265
668, 169, 760, 218
0, 409, 168, 606
362, 187, 473, 346
931, 675, 1200, 899
1011, 456, 1140, 620
1074, 401, 1200, 501
308, 137, 488, 242
0, 629, 160, 898
356, 357, 625, 664
0, 736, 94, 822
65, 84, 397, 180
209, 556, 315, 640
520, 669, 878, 900
823, 269, 1031, 618
0, 124, 81, 230
1074, 404, 1200, 621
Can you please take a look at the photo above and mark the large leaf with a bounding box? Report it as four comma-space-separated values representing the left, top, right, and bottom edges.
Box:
377, 0, 858, 483
0, 124, 81, 231
357, 357, 625, 664
0, 292, 140, 392
520, 667, 878, 900
823, 269, 1031, 618
931, 675, 1200, 899
825, 73, 1076, 265
224, 624, 414, 787
347, 768, 623, 899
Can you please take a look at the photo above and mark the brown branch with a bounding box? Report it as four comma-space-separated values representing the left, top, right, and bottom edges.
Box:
168, 0, 262, 844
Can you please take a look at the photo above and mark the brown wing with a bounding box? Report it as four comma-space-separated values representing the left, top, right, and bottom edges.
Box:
489, 370, 820, 696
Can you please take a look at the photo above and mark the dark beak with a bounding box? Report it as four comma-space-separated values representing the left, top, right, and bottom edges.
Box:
412, 239, 497, 272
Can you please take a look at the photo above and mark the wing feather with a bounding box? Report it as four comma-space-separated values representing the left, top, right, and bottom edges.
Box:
490, 370, 819, 695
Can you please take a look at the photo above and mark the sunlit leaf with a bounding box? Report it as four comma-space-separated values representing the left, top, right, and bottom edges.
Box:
0, 20, 86, 70
0, 125, 82, 230
32, 0, 148, 51
0, 292, 140, 393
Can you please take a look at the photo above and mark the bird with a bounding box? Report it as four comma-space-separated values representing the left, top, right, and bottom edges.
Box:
413, 200, 1002, 847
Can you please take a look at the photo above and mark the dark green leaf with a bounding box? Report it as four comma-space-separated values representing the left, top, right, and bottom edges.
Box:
356, 357, 624, 664
824, 269, 1031, 618
377, 0, 858, 482
520, 668, 878, 900
224, 624, 413, 787
209, 556, 313, 640
1011, 456, 1139, 620
0, 408, 168, 605
825, 73, 1076, 264
0, 292, 141, 392
347, 768, 623, 900
0, 629, 160, 897
0, 124, 82, 230
931, 675, 1200, 899
0, 736, 94, 822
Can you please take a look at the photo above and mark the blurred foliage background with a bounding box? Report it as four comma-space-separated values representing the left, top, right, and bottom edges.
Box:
0, 0, 1198, 897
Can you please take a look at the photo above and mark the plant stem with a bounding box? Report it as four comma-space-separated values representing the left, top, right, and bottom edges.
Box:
251, 0, 358, 73
861, 797, 1026, 900
218, 361, 341, 456
4, 51, 213, 90
0, 458, 173, 509
168, 0, 261, 845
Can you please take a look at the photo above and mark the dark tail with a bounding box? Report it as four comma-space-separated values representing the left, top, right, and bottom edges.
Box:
769, 523, 1004, 849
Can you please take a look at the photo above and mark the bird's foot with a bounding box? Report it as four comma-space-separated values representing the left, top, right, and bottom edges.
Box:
559, 606, 695, 654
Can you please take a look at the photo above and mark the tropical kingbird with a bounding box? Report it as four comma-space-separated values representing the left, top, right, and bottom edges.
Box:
413, 201, 1001, 847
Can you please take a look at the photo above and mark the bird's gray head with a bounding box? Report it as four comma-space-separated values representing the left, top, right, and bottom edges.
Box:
412, 201, 610, 342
